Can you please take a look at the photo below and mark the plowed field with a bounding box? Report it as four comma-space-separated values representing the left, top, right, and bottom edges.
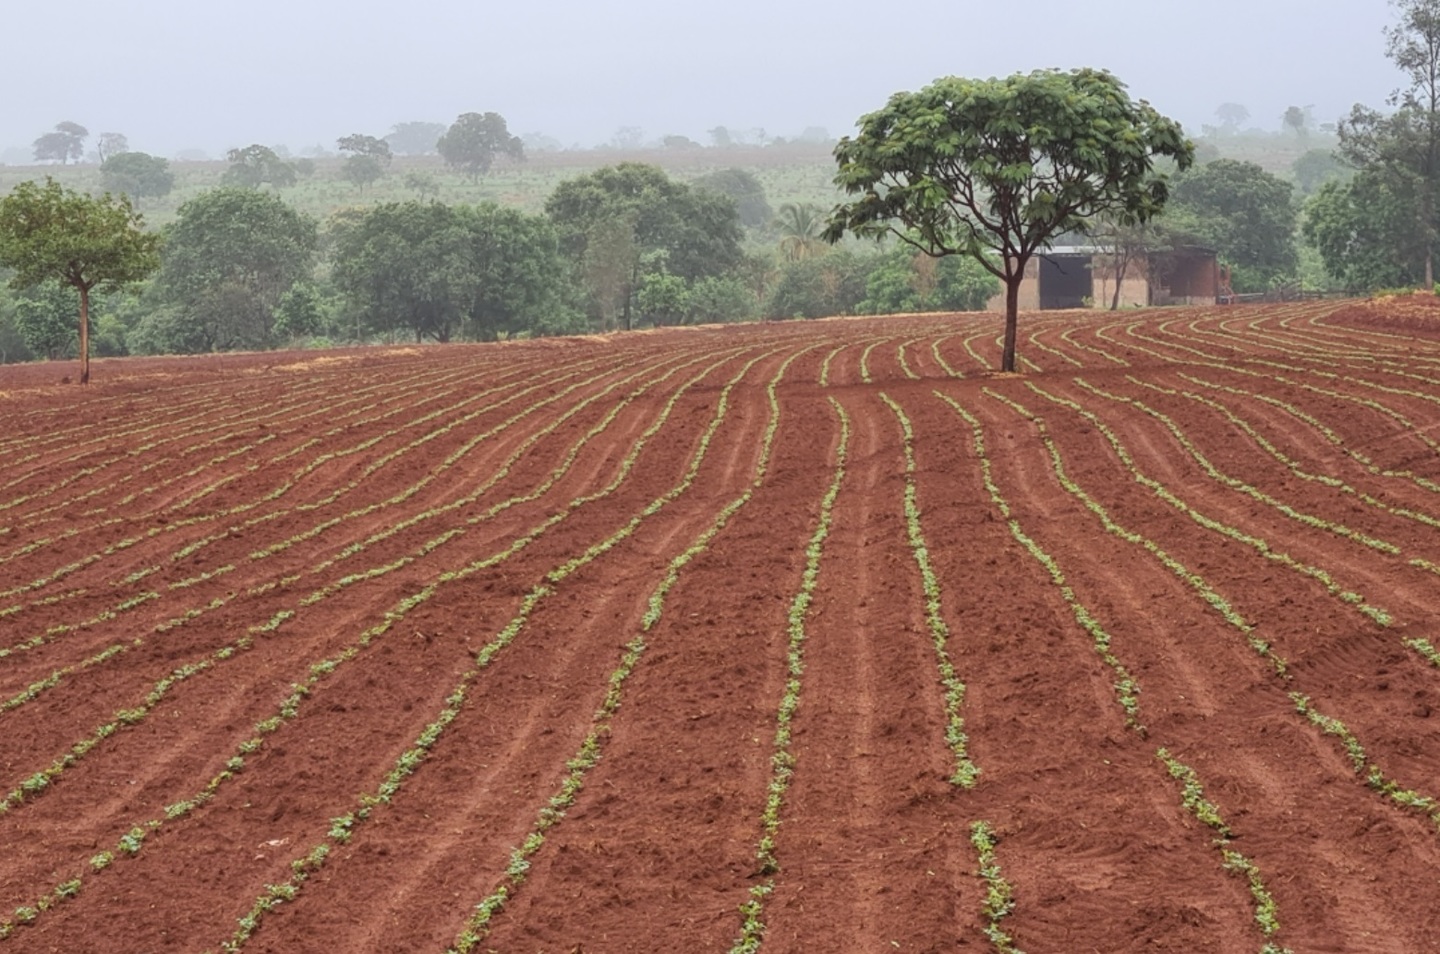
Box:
4, 302, 1440, 953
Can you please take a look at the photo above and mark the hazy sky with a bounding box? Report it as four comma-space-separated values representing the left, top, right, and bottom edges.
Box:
0, 0, 1403, 157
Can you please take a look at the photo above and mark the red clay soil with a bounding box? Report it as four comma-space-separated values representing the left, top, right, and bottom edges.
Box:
4, 302, 1440, 953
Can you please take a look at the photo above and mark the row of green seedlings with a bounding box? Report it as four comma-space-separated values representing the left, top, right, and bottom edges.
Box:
0, 346, 417, 468
214, 348, 804, 953
728, 397, 850, 954
881, 392, 979, 787
1026, 382, 1394, 630
1174, 370, 1440, 500
448, 350, 812, 954
1075, 378, 1402, 557
247, 355, 652, 561
938, 393, 1144, 730
1132, 374, 1440, 600
238, 356, 616, 559
984, 388, 1440, 827
0, 351, 777, 939
1192, 314, 1440, 400
0, 354, 733, 813
857, 337, 890, 384
1023, 324, 1084, 369
275, 352, 729, 625
0, 381, 230, 467
895, 337, 925, 380
0, 350, 734, 941
1059, 323, 1130, 367
7, 406, 285, 534
969, 821, 1025, 954
306, 349, 747, 581
1, 359, 619, 704
1157, 749, 1292, 954
0, 360, 544, 603
1253, 366, 1440, 476
1210, 311, 1387, 365
1155, 374, 1440, 533
3, 356, 421, 531
1125, 315, 1440, 415
0, 356, 459, 528
0, 354, 609, 632
949, 380, 1299, 951
7, 428, 284, 564
1193, 306, 1424, 368
0, 569, 293, 819
944, 387, 1186, 952
930, 335, 965, 378
817, 344, 847, 386
0, 381, 275, 506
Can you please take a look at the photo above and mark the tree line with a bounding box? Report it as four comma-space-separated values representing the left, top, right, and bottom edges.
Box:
0, 159, 1006, 367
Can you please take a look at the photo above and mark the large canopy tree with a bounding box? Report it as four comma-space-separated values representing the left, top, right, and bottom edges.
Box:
545, 163, 744, 329
156, 188, 317, 351
100, 152, 176, 208
824, 68, 1193, 371
331, 200, 577, 342
0, 178, 160, 383
1165, 159, 1298, 291
437, 112, 524, 180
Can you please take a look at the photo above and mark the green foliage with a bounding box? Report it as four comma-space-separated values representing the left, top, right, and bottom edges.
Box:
685, 275, 754, 324
774, 201, 826, 262
0, 177, 160, 379
154, 187, 318, 352
33, 122, 87, 164
437, 111, 524, 179
1164, 159, 1298, 289
692, 167, 773, 230
331, 199, 577, 342
341, 154, 386, 190
337, 134, 392, 190
634, 268, 687, 326
1291, 149, 1349, 196
547, 163, 744, 326
764, 250, 868, 319
547, 162, 744, 283
223, 144, 297, 189
0, 178, 161, 295
13, 281, 79, 359
826, 67, 1192, 370
1304, 171, 1426, 290
272, 282, 333, 341
99, 152, 175, 207
857, 243, 999, 314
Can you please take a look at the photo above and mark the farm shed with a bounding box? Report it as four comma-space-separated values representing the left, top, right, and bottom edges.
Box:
985, 244, 1222, 311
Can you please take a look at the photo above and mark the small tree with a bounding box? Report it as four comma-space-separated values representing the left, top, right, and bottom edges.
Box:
437, 112, 524, 180
0, 178, 161, 383
224, 144, 297, 189
337, 133, 392, 190
824, 68, 1192, 372
33, 122, 88, 164
100, 152, 175, 207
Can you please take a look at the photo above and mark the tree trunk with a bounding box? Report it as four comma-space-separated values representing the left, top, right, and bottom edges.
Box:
1110, 250, 1129, 311
1001, 274, 1020, 373
78, 285, 91, 385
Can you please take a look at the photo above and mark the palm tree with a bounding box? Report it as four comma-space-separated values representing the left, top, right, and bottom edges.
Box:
775, 202, 826, 262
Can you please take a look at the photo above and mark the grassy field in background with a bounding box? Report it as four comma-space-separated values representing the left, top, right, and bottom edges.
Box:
0, 145, 843, 228
0, 133, 1328, 229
